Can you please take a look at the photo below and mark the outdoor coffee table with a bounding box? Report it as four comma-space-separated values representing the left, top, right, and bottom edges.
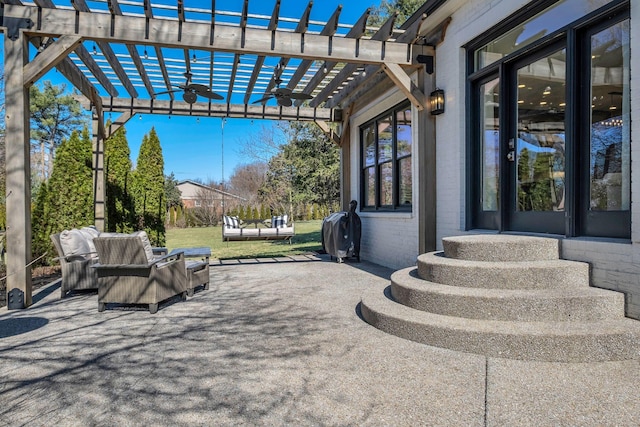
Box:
170, 247, 211, 296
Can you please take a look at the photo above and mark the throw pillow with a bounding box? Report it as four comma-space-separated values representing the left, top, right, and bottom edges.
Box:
271, 214, 288, 228
224, 215, 240, 229
59, 229, 91, 258
79, 226, 100, 259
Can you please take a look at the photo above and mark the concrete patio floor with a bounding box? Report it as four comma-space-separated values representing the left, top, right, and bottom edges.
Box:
1, 253, 639, 426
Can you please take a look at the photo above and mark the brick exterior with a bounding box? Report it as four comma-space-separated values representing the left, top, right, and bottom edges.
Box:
348, 0, 640, 319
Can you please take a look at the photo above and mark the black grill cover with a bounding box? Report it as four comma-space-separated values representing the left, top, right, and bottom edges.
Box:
321, 201, 361, 261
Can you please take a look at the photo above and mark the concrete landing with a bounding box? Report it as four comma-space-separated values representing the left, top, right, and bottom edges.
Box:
1, 254, 639, 426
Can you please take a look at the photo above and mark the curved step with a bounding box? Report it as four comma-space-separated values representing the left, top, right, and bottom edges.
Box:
417, 252, 589, 290
360, 288, 640, 362
442, 234, 560, 262
391, 268, 625, 322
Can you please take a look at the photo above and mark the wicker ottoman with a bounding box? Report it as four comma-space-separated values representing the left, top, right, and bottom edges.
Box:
185, 260, 210, 296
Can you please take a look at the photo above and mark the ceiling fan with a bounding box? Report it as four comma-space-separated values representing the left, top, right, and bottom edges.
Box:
156, 72, 224, 104
253, 78, 312, 107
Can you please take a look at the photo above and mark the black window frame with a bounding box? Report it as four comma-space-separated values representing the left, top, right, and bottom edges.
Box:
360, 101, 413, 212
465, 0, 630, 239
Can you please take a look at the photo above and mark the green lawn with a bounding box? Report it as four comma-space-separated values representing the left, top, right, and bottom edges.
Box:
165, 220, 323, 260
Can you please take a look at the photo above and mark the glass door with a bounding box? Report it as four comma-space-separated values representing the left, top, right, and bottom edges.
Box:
471, 75, 501, 230
507, 46, 566, 234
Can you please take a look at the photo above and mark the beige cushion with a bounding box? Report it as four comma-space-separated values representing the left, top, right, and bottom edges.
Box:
79, 226, 100, 259
59, 229, 91, 258
132, 230, 155, 263
223, 228, 242, 236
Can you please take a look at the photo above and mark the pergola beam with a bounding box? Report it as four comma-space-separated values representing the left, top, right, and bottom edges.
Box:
314, 120, 340, 146
297, 7, 372, 100
243, 0, 280, 104
7, 5, 412, 66
309, 12, 398, 107
382, 63, 428, 111
259, 1, 313, 103
23, 34, 82, 86
106, 111, 135, 138
286, 5, 342, 91
101, 97, 340, 122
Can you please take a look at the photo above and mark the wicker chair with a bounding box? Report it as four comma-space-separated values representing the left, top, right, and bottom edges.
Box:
92, 235, 188, 314
51, 232, 99, 298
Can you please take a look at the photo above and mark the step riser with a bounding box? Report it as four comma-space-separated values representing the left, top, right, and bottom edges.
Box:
361, 298, 640, 362
442, 235, 560, 262
391, 280, 625, 322
361, 234, 639, 362
417, 255, 589, 290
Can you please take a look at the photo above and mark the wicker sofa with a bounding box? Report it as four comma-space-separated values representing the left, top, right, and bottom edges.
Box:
92, 232, 188, 314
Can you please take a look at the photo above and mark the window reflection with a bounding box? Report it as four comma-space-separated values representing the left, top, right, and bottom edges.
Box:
516, 50, 566, 212
475, 0, 610, 70
589, 20, 630, 211
360, 103, 412, 210
481, 78, 500, 211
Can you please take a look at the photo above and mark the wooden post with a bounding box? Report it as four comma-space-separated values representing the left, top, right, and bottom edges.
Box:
92, 114, 105, 232
417, 62, 437, 255
4, 32, 32, 308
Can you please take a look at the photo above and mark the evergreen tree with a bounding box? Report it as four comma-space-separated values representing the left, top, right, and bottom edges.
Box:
32, 128, 94, 260
104, 126, 135, 233
164, 172, 182, 210
132, 127, 166, 246
31, 181, 50, 263
30, 81, 85, 182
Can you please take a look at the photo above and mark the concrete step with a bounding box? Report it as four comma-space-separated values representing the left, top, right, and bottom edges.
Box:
391, 267, 625, 322
417, 252, 589, 290
360, 288, 640, 362
442, 234, 560, 262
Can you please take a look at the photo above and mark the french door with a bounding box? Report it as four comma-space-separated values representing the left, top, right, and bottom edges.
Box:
506, 44, 566, 234
470, 9, 630, 239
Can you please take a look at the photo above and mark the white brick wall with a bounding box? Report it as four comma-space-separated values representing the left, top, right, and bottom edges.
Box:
349, 85, 419, 270
347, 0, 640, 319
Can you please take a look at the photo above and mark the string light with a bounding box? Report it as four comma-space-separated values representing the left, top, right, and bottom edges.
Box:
193, 54, 197, 63
92, 44, 97, 55
144, 49, 148, 60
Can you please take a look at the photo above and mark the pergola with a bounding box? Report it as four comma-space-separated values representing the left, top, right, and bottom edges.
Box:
2, 0, 449, 308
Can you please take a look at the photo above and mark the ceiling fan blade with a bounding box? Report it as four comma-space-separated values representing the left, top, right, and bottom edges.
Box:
155, 88, 181, 96
277, 97, 293, 107
289, 92, 313, 100
252, 95, 274, 104
189, 84, 224, 100
274, 87, 292, 96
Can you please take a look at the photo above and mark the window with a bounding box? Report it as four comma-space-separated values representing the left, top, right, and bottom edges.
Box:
194, 200, 201, 207
467, 0, 630, 238
360, 102, 412, 211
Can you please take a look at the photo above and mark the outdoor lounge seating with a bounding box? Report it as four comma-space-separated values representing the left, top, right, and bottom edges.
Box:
92, 232, 188, 314
222, 214, 295, 243
50, 227, 100, 298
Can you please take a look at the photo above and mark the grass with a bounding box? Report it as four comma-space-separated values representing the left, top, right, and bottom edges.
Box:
165, 220, 323, 260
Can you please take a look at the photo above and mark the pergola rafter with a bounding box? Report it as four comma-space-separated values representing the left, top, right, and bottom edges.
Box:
0, 0, 443, 309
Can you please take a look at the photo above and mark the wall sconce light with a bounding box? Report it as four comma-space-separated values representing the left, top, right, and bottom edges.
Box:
430, 88, 445, 115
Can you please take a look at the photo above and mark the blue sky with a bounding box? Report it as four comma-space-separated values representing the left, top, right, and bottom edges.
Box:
17, 0, 381, 183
